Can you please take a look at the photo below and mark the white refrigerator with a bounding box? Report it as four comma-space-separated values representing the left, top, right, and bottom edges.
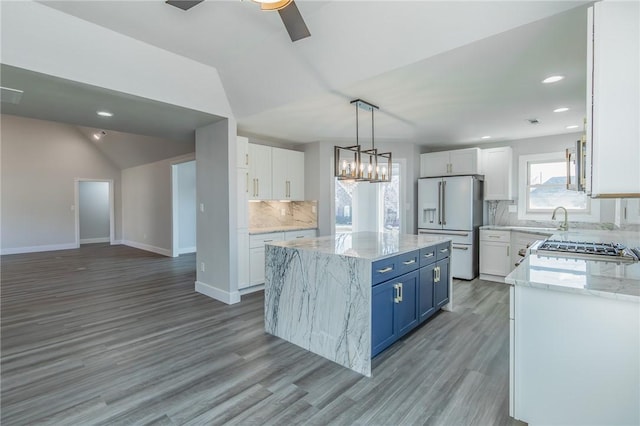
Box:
418, 175, 483, 279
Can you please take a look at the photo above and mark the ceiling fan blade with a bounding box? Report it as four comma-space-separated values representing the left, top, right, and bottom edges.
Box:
165, 0, 204, 11
278, 1, 310, 42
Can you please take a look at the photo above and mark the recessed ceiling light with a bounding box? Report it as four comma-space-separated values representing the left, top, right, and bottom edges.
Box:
93, 130, 106, 140
97, 111, 113, 117
554, 107, 570, 113
481, 136, 491, 139
566, 125, 580, 129
542, 75, 564, 84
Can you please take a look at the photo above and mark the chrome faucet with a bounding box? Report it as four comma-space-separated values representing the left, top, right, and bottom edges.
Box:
552, 206, 569, 231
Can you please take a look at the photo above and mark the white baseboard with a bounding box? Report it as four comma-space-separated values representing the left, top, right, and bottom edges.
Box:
111, 240, 123, 245
479, 273, 506, 284
178, 246, 196, 255
195, 281, 241, 305
80, 237, 110, 244
1, 243, 77, 255
121, 240, 172, 257
239, 284, 264, 296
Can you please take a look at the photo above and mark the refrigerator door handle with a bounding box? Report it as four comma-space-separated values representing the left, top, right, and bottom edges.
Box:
442, 180, 447, 226
437, 181, 442, 224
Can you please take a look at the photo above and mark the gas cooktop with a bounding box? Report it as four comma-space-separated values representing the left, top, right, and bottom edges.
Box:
531, 240, 639, 263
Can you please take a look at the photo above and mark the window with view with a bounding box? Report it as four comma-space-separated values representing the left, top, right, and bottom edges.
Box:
518, 152, 598, 221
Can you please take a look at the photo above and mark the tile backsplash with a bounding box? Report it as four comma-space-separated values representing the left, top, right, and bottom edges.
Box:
486, 200, 618, 230
249, 201, 318, 229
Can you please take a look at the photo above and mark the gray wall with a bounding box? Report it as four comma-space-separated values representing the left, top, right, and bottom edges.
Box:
79, 181, 110, 242
177, 161, 196, 252
121, 153, 194, 256
196, 119, 239, 303
0, 114, 121, 253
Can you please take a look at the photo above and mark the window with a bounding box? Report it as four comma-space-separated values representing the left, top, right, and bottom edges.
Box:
518, 152, 599, 222
335, 162, 402, 233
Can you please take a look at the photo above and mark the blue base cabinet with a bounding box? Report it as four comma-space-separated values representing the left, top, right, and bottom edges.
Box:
372, 242, 451, 358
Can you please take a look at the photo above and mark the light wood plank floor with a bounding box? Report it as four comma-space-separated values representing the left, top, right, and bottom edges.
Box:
1, 244, 525, 425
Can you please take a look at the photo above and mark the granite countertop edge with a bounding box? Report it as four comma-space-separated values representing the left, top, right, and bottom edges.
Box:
267, 232, 453, 261
249, 226, 318, 235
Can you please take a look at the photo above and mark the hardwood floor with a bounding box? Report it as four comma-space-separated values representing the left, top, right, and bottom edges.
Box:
1, 244, 525, 425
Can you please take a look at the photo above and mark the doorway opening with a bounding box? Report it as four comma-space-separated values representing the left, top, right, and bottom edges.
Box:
335, 162, 402, 233
171, 160, 197, 257
75, 179, 114, 247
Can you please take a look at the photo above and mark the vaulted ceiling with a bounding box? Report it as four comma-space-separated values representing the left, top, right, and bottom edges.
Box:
3, 0, 592, 158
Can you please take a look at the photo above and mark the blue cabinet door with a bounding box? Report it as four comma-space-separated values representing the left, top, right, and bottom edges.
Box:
372, 280, 397, 357
396, 270, 420, 338
434, 258, 450, 308
419, 263, 436, 322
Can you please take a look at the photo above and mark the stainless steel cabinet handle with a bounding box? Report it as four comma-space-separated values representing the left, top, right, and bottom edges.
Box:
257, 179, 259, 197
437, 181, 442, 224
507, 246, 510, 256
402, 259, 416, 265
452, 245, 469, 250
246, 173, 249, 194
393, 284, 400, 303
398, 283, 403, 302
377, 266, 393, 273
440, 248, 448, 253
245, 153, 249, 166
442, 180, 446, 226
295, 236, 305, 239
488, 235, 501, 238
423, 253, 434, 258
263, 239, 273, 242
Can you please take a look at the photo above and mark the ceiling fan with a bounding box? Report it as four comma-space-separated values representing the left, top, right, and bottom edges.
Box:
166, 0, 310, 42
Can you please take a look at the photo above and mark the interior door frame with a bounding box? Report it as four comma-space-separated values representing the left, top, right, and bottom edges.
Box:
171, 158, 196, 258
74, 178, 115, 248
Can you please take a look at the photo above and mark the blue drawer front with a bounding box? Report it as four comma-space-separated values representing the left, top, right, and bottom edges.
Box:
436, 242, 451, 261
396, 250, 420, 276
419, 246, 437, 267
371, 257, 398, 285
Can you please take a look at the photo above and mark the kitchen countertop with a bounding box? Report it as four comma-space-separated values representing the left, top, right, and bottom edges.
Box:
267, 231, 451, 260
505, 230, 640, 303
249, 225, 318, 235
480, 225, 558, 236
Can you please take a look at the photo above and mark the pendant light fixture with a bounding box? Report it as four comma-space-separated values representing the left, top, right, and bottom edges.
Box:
334, 99, 392, 183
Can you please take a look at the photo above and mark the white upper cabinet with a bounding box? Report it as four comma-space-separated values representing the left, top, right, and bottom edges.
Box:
271, 147, 305, 201
420, 151, 449, 177
586, 2, 640, 197
420, 148, 481, 177
249, 144, 304, 201
482, 147, 513, 200
237, 136, 249, 169
248, 144, 272, 200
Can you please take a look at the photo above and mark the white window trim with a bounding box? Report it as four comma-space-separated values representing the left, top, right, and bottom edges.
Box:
518, 152, 600, 222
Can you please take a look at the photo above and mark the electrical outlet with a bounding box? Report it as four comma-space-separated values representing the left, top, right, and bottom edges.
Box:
280, 208, 286, 216
200, 262, 205, 272
312, 205, 316, 213
200, 203, 205, 212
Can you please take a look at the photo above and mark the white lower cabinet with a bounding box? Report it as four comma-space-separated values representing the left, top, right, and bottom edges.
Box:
479, 230, 511, 282
249, 232, 285, 286
248, 229, 317, 286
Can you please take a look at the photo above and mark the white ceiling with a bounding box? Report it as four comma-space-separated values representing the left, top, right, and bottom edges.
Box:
6, 1, 592, 151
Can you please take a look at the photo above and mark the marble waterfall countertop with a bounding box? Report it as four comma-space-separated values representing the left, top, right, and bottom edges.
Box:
266, 231, 451, 259
505, 230, 640, 302
264, 232, 452, 376
249, 225, 317, 235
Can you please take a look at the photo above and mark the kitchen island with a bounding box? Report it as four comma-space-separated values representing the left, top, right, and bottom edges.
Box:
264, 232, 452, 376
505, 230, 640, 425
